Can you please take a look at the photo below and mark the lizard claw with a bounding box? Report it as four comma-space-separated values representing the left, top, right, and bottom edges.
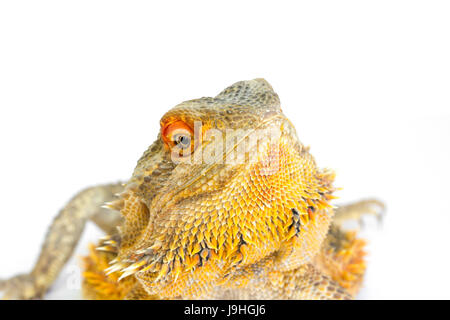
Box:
0, 274, 43, 300
333, 199, 386, 230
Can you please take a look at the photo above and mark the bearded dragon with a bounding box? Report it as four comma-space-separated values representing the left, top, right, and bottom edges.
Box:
0, 79, 384, 300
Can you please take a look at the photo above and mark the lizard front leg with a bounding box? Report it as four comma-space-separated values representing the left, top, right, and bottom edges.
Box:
0, 183, 123, 299
311, 199, 385, 297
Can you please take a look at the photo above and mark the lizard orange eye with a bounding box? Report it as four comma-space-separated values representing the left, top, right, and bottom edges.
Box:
162, 120, 194, 151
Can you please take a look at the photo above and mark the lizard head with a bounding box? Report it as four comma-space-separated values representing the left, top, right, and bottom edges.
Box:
106, 79, 336, 297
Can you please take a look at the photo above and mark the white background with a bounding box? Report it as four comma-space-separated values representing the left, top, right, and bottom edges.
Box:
0, 1, 449, 299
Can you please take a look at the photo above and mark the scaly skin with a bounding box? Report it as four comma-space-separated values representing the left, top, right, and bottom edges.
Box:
0, 79, 383, 299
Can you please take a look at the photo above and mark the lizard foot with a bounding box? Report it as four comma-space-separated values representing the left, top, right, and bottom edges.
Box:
0, 274, 43, 300
333, 199, 385, 229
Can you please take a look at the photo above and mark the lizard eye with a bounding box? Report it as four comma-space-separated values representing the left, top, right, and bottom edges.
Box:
173, 134, 191, 149
162, 120, 194, 152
